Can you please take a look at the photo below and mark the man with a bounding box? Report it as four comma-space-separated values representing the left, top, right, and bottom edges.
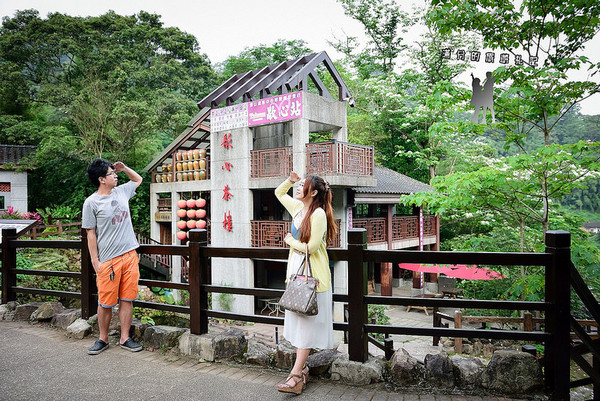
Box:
82, 158, 143, 355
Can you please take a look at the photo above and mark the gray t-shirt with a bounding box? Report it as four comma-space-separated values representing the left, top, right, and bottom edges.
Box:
82, 180, 139, 263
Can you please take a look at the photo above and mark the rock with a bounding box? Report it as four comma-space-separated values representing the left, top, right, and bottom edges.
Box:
66, 318, 92, 339
5, 301, 19, 311
130, 318, 150, 343
30, 302, 64, 322
179, 331, 214, 360
307, 349, 342, 376
424, 353, 454, 387
245, 339, 274, 367
483, 343, 495, 358
51, 309, 81, 330
275, 338, 297, 369
214, 328, 247, 361
462, 344, 473, 355
480, 350, 543, 394
473, 341, 483, 356
451, 355, 485, 386
0, 304, 9, 320
14, 302, 43, 321
330, 354, 385, 386
389, 348, 426, 386
144, 325, 186, 350
178, 329, 248, 362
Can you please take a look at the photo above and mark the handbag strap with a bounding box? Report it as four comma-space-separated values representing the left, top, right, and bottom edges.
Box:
294, 244, 314, 281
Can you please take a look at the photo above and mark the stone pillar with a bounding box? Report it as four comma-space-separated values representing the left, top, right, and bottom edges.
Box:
210, 126, 254, 314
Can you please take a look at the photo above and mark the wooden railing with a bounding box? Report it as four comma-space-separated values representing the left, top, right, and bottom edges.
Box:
250, 147, 293, 179
352, 218, 387, 243
351, 216, 435, 244
22, 221, 81, 239
1, 228, 597, 400
306, 141, 374, 176
250, 219, 341, 248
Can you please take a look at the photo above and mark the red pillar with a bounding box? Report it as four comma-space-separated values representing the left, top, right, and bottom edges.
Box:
380, 204, 394, 296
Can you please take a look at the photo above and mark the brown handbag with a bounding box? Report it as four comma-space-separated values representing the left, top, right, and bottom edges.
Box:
279, 244, 319, 316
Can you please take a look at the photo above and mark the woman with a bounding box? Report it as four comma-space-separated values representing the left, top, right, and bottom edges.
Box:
275, 171, 337, 394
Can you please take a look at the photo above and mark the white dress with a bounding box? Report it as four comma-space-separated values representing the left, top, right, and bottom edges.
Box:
282, 214, 334, 350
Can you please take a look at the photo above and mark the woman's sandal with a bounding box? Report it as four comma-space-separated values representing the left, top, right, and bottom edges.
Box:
302, 364, 309, 385
277, 373, 305, 394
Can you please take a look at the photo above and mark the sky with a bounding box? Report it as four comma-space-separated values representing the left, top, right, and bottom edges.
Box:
1, 0, 599, 115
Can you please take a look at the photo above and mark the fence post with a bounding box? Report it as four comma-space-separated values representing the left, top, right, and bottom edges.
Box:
544, 230, 571, 401
1, 228, 17, 304
80, 228, 96, 319
454, 310, 463, 354
523, 311, 533, 332
188, 229, 208, 335
347, 228, 368, 362
433, 307, 440, 346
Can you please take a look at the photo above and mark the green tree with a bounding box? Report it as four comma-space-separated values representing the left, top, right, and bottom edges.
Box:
0, 10, 218, 230
428, 0, 600, 232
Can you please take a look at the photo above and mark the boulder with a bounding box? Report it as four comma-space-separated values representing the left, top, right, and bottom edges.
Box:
245, 339, 274, 367
0, 304, 9, 320
66, 318, 92, 339
178, 328, 248, 362
389, 348, 426, 386
52, 309, 81, 330
472, 341, 483, 356
5, 301, 19, 311
307, 349, 342, 376
30, 302, 64, 322
213, 328, 247, 361
480, 350, 543, 395
144, 325, 186, 350
14, 302, 43, 321
483, 343, 495, 358
130, 318, 150, 343
330, 354, 385, 386
451, 355, 485, 386
275, 338, 297, 369
424, 353, 454, 387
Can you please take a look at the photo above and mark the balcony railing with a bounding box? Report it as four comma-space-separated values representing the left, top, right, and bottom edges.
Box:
251, 220, 341, 248
352, 216, 436, 244
306, 141, 374, 176
250, 147, 293, 179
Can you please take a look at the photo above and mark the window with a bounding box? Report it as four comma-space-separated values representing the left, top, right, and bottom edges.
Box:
0, 182, 10, 192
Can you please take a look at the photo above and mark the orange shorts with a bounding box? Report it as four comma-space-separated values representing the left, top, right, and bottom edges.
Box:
96, 250, 140, 308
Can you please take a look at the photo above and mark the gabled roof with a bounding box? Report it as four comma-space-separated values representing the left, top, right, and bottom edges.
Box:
354, 165, 432, 195
143, 108, 210, 173
0, 145, 36, 165
197, 51, 353, 109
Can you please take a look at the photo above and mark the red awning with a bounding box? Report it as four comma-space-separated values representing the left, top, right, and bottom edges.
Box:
398, 263, 505, 280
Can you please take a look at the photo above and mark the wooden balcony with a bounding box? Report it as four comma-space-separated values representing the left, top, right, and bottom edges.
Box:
306, 141, 373, 175
352, 216, 437, 247
249, 141, 376, 187
251, 220, 341, 248
250, 146, 293, 179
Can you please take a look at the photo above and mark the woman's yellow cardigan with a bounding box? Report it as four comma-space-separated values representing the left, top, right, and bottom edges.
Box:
275, 179, 331, 293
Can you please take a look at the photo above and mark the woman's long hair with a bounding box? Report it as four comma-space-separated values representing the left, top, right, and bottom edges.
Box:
299, 175, 337, 245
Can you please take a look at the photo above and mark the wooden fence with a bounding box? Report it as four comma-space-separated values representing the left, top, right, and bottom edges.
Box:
1, 228, 598, 400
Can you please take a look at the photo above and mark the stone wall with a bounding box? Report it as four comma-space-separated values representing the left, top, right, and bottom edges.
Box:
0, 301, 546, 399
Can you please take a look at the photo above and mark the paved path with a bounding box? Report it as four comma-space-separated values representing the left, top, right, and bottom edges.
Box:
0, 320, 527, 401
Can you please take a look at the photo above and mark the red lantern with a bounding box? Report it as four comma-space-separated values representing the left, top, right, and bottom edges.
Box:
195, 209, 206, 219
186, 220, 196, 229
177, 200, 187, 209
186, 199, 196, 208
176, 231, 187, 240
176, 220, 187, 230
196, 219, 206, 229
186, 209, 196, 218
177, 209, 187, 218
196, 198, 206, 208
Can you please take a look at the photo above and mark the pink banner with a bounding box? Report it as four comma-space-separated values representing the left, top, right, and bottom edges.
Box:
248, 92, 303, 126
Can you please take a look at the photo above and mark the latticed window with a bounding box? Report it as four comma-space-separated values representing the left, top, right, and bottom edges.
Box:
0, 182, 11, 192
